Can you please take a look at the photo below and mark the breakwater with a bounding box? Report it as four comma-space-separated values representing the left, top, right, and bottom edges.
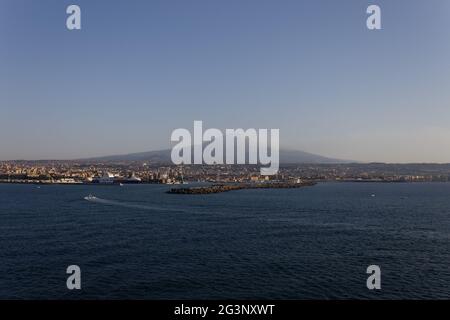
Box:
167, 181, 316, 194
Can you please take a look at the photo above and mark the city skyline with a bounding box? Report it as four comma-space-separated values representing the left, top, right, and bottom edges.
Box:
2, 0, 450, 162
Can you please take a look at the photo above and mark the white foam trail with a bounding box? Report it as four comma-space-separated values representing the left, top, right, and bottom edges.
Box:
84, 196, 185, 212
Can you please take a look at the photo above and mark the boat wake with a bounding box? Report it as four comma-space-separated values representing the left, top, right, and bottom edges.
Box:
84, 195, 185, 212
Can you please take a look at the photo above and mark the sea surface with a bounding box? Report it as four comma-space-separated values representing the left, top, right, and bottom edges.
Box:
0, 182, 449, 299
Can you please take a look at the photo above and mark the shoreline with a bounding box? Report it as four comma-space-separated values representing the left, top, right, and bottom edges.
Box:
0, 180, 448, 186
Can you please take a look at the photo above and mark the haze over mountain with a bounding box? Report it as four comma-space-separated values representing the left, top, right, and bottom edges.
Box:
80, 148, 350, 164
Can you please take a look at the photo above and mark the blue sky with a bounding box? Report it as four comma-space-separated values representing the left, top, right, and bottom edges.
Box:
1, 0, 450, 162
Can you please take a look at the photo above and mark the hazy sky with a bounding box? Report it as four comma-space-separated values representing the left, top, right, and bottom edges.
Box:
1, 0, 450, 162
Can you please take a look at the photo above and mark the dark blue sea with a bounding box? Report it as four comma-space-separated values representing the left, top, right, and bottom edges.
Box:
1, 182, 449, 299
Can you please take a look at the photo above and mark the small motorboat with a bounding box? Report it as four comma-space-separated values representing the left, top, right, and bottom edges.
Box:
84, 194, 97, 200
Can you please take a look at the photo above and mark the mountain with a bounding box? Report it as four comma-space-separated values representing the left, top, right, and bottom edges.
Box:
80, 148, 349, 164
278, 149, 349, 164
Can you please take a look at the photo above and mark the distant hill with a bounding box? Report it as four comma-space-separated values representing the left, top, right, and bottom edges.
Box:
278, 149, 349, 164
80, 148, 349, 164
